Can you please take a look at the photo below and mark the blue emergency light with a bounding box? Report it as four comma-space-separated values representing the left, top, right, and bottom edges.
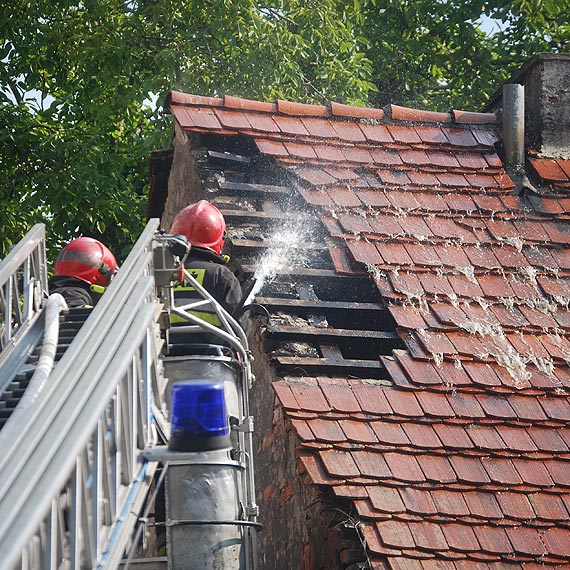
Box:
169, 380, 231, 452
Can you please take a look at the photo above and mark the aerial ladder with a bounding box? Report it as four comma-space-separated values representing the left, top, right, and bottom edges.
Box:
0, 220, 260, 570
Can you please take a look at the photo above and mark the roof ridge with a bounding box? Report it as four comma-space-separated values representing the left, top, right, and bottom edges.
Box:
166, 90, 498, 128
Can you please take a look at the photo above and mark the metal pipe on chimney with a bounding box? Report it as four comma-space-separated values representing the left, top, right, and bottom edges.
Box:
503, 84, 525, 166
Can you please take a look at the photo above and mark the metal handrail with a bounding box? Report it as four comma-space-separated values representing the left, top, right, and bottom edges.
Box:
0, 223, 47, 352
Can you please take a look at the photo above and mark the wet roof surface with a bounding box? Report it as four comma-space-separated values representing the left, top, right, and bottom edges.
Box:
167, 91, 570, 568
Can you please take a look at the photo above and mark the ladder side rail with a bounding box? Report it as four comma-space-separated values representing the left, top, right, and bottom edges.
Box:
0, 224, 47, 353
2, 293, 161, 570
0, 219, 160, 477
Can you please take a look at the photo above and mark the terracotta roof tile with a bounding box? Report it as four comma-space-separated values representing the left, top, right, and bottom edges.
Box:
319, 449, 360, 477
436, 172, 470, 187
540, 527, 570, 557
339, 419, 378, 443
433, 424, 474, 450
469, 425, 509, 452
530, 157, 568, 182
300, 117, 338, 138
283, 141, 318, 159
353, 450, 392, 478
316, 377, 361, 413
384, 390, 423, 417
447, 274, 485, 298
463, 492, 503, 520
330, 121, 366, 142
476, 394, 516, 419
299, 453, 337, 485
387, 125, 422, 144
472, 525, 513, 555
347, 239, 384, 265
342, 146, 374, 164
377, 169, 412, 186
511, 459, 554, 487
409, 521, 449, 551
505, 526, 545, 556
414, 126, 450, 145
294, 166, 337, 186
452, 110, 497, 125
497, 492, 536, 520
441, 128, 479, 147
175, 106, 224, 129
276, 99, 328, 117
291, 419, 315, 441
352, 124, 392, 145
425, 151, 461, 168
384, 452, 426, 482
431, 490, 470, 516
440, 523, 481, 552
273, 114, 310, 135
384, 190, 422, 210
396, 354, 445, 386
376, 519, 416, 549
403, 423, 443, 449
399, 487, 438, 515
329, 246, 355, 274
327, 186, 361, 207
222, 94, 275, 112
400, 150, 431, 166
350, 380, 393, 415
356, 189, 391, 208
255, 138, 289, 156
168, 91, 222, 107
407, 171, 440, 186
449, 455, 491, 484
417, 455, 458, 484
540, 397, 570, 421
481, 457, 523, 485
324, 167, 361, 182
368, 486, 406, 512
545, 460, 570, 486
493, 172, 516, 189
473, 129, 499, 147
531, 493, 569, 520
285, 377, 331, 412
389, 305, 428, 330
308, 418, 346, 442
313, 143, 346, 162
297, 187, 335, 206
330, 101, 384, 120
390, 104, 451, 124
376, 243, 414, 265
417, 392, 457, 418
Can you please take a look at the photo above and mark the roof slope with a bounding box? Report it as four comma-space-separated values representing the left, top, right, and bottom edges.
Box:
166, 91, 570, 569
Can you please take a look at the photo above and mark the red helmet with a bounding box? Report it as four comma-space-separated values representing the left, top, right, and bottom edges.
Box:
170, 200, 226, 255
54, 237, 118, 286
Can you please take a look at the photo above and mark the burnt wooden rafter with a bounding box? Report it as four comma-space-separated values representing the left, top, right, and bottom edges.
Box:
194, 142, 403, 380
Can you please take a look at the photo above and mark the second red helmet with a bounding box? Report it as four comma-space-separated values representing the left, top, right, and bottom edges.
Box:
169, 200, 226, 255
54, 237, 118, 287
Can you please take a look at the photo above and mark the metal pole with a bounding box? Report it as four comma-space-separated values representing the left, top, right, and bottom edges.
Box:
503, 83, 525, 167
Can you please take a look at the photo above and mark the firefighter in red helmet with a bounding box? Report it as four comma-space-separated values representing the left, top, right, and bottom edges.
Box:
169, 200, 242, 327
49, 237, 118, 307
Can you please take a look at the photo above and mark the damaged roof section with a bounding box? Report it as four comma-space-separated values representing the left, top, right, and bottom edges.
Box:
161, 87, 570, 568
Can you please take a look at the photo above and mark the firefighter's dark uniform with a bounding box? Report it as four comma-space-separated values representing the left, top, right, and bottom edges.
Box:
48, 275, 104, 308
170, 247, 242, 344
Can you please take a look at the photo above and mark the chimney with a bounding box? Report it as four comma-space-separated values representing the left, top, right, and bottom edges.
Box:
486, 53, 570, 159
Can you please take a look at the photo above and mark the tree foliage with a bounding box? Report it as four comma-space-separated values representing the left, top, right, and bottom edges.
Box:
1, 0, 568, 260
